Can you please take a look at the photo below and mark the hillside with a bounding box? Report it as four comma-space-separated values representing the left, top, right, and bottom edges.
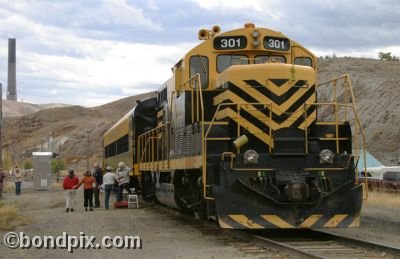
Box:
2, 57, 400, 169
2, 100, 70, 117
3, 92, 154, 169
317, 58, 400, 165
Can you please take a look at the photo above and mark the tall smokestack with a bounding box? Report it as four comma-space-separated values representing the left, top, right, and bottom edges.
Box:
7, 38, 17, 101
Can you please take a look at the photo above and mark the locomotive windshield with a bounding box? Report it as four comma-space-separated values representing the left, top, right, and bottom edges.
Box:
254, 55, 286, 64
216, 54, 248, 73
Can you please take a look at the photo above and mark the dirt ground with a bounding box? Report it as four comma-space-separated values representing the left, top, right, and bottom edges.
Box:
0, 181, 251, 259
325, 192, 400, 248
0, 181, 399, 258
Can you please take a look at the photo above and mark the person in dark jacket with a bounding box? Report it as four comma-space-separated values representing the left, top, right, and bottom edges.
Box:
63, 169, 79, 212
92, 163, 103, 208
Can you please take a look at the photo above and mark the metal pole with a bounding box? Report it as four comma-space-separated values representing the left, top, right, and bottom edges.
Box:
0, 83, 2, 167
48, 131, 52, 152
86, 130, 90, 170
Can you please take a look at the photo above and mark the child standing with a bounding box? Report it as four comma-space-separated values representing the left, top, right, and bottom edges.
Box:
74, 170, 96, 211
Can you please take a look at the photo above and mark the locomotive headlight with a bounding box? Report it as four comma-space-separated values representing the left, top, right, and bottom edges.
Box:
251, 29, 260, 38
319, 149, 334, 163
252, 40, 260, 48
243, 149, 259, 165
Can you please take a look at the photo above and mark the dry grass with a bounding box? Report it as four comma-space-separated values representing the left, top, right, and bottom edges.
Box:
364, 190, 400, 208
0, 203, 31, 230
2, 182, 14, 193
52, 181, 63, 190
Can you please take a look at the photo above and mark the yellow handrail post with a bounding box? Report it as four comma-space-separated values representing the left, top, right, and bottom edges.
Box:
334, 102, 339, 154
269, 103, 272, 153
317, 75, 368, 199
304, 103, 308, 154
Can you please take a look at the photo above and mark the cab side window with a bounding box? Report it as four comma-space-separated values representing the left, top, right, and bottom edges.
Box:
190, 56, 209, 88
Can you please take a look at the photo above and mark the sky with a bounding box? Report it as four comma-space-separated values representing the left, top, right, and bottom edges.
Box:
0, 0, 399, 106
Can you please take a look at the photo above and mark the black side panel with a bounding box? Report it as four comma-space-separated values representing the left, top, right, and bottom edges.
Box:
133, 97, 158, 135
185, 91, 221, 124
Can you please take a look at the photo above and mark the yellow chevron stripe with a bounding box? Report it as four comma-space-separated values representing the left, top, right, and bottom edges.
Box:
214, 89, 315, 128
242, 80, 290, 96
261, 215, 294, 228
242, 83, 312, 112
214, 104, 313, 139
218, 218, 233, 229
348, 215, 360, 227
214, 92, 316, 130
242, 78, 314, 97
299, 214, 323, 228
324, 214, 348, 228
298, 110, 317, 130
228, 215, 264, 229
265, 80, 293, 96
215, 107, 273, 147
214, 87, 311, 117
275, 94, 317, 128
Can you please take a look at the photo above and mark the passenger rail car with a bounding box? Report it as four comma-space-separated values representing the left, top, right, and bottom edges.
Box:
104, 23, 367, 229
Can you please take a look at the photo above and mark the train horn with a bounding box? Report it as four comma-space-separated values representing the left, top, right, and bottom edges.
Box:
212, 25, 221, 34
198, 29, 209, 40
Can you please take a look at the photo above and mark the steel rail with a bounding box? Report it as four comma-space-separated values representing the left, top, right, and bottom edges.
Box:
245, 229, 400, 259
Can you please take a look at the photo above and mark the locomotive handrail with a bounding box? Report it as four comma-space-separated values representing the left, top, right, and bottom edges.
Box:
316, 74, 368, 198
137, 122, 170, 168
182, 73, 204, 123
183, 73, 209, 200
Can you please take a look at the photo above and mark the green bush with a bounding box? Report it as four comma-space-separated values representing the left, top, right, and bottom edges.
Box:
51, 159, 65, 174
23, 160, 33, 170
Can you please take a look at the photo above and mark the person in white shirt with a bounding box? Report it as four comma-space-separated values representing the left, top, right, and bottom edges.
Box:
14, 167, 22, 196
116, 162, 132, 202
102, 166, 118, 210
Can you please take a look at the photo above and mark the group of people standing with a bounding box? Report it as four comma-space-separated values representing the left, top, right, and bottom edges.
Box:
63, 162, 132, 212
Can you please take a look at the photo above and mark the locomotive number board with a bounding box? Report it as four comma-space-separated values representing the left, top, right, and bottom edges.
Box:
214, 36, 247, 50
263, 36, 290, 51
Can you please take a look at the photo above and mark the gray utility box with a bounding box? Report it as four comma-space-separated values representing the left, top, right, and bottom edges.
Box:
32, 152, 52, 190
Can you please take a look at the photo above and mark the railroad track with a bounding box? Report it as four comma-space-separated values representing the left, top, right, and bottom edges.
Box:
240, 229, 400, 258
144, 204, 400, 258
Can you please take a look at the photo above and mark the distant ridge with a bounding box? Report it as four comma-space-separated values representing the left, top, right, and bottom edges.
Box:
3, 92, 155, 169
2, 99, 70, 117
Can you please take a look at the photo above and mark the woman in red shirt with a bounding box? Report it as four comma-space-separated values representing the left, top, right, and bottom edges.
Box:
63, 169, 79, 212
74, 170, 96, 211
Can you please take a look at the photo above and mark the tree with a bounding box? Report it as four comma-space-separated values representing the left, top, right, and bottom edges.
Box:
23, 160, 33, 170
2, 150, 13, 170
378, 52, 399, 61
51, 159, 65, 174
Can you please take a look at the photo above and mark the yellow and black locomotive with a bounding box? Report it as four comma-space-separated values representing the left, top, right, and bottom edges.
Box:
103, 23, 366, 229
